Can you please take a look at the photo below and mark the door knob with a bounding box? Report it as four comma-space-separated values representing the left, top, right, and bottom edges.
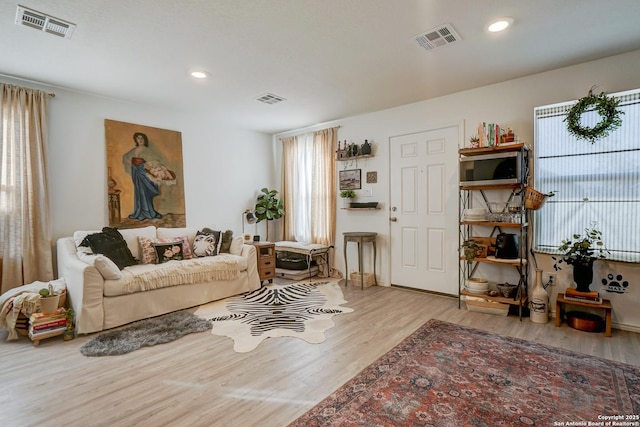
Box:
390, 217, 398, 222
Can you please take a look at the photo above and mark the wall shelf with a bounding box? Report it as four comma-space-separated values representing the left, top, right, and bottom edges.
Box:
341, 207, 381, 210
335, 154, 374, 161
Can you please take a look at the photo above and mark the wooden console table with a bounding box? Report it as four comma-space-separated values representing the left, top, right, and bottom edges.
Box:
555, 293, 612, 337
343, 232, 377, 289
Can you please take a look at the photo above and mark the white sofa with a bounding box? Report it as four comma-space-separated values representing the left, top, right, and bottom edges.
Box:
57, 226, 261, 334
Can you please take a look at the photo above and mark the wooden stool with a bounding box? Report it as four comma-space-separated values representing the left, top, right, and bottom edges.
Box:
555, 293, 612, 337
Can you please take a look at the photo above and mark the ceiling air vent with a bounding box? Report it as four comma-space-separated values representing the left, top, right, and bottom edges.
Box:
414, 23, 461, 51
256, 93, 286, 105
15, 5, 76, 39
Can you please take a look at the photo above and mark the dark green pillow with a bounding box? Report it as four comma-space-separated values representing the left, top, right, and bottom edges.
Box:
219, 230, 234, 253
81, 227, 138, 270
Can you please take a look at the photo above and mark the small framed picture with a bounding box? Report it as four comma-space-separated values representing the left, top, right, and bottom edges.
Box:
339, 169, 361, 190
366, 171, 377, 184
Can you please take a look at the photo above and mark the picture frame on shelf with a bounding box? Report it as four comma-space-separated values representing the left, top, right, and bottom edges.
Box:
339, 169, 361, 190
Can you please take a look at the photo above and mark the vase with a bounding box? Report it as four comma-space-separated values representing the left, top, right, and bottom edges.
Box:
530, 268, 549, 324
573, 260, 594, 292
361, 140, 371, 155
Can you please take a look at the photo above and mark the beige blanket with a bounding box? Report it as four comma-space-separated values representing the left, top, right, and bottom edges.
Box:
125, 255, 240, 293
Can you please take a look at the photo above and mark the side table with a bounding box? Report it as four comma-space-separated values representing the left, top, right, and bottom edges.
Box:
555, 293, 612, 337
343, 232, 377, 289
251, 241, 275, 284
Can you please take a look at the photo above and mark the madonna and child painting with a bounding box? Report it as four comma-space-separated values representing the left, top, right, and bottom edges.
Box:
105, 119, 186, 229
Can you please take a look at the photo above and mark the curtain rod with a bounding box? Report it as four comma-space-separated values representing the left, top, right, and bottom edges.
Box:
0, 73, 56, 97
277, 125, 341, 140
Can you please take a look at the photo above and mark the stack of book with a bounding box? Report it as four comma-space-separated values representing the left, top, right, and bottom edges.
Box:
564, 288, 603, 305
29, 308, 68, 340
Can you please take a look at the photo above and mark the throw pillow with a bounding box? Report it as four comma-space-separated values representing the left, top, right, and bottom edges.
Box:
229, 236, 244, 256
138, 236, 193, 264
80, 227, 138, 270
76, 251, 124, 280
193, 229, 221, 257
154, 242, 184, 264
219, 230, 234, 253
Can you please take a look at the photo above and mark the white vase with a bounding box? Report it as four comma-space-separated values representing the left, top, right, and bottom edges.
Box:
530, 268, 549, 323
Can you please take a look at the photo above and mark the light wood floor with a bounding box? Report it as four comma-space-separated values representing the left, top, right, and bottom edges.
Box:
1, 280, 639, 427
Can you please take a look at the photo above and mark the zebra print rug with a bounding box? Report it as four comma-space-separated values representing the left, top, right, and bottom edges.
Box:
194, 279, 353, 353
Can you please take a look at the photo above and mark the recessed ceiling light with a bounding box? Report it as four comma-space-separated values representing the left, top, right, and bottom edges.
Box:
487, 17, 513, 33
190, 70, 209, 79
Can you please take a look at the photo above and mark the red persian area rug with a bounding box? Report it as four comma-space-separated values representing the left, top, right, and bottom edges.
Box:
289, 319, 640, 426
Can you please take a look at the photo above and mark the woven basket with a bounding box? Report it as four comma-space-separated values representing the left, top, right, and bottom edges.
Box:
524, 187, 548, 210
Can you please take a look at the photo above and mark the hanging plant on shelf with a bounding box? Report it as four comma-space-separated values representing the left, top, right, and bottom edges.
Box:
564, 87, 623, 144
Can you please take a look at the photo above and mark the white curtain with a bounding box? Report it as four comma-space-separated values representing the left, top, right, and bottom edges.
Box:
0, 83, 54, 294
281, 126, 337, 249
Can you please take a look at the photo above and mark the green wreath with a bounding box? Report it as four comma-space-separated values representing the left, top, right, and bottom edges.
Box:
564, 90, 623, 144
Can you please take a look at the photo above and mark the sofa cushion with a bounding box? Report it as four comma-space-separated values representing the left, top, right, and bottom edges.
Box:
229, 236, 243, 256
157, 227, 196, 247
118, 226, 157, 261
103, 255, 248, 297
77, 251, 124, 280
193, 229, 221, 257
138, 236, 193, 264
81, 227, 138, 270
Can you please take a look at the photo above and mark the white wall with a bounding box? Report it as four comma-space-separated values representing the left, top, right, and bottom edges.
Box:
277, 49, 640, 331
0, 76, 275, 244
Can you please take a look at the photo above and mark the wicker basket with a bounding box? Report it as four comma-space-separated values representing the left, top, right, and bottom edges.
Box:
524, 187, 548, 210
350, 272, 375, 287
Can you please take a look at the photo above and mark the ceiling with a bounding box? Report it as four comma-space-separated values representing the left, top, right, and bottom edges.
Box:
2, 1, 640, 134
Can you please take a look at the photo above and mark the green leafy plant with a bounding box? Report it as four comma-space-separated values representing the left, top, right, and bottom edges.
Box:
552, 224, 609, 270
38, 284, 57, 298
254, 188, 285, 241
461, 239, 481, 264
339, 189, 356, 199
469, 135, 479, 143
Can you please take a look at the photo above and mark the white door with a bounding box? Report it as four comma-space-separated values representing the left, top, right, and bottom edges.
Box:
389, 126, 460, 294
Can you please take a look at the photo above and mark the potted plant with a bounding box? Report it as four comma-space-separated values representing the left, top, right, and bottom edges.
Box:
552, 224, 609, 292
469, 135, 480, 148
339, 189, 356, 208
254, 188, 285, 241
461, 239, 481, 264
38, 284, 61, 314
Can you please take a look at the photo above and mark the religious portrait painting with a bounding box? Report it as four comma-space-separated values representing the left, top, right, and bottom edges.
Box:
105, 119, 186, 229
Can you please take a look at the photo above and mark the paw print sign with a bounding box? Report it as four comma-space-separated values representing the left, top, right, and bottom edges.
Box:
602, 273, 629, 294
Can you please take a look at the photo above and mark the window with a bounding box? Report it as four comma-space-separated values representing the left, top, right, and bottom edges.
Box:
533, 88, 640, 262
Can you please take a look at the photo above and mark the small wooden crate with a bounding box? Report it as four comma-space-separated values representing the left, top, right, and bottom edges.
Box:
350, 272, 375, 288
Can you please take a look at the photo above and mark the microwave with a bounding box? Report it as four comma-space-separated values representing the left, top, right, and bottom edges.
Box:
459, 151, 522, 186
